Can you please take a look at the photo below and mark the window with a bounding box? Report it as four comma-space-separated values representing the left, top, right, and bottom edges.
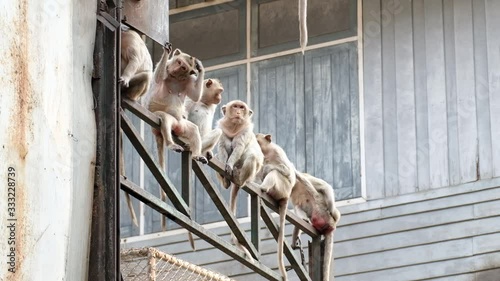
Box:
120, 0, 361, 237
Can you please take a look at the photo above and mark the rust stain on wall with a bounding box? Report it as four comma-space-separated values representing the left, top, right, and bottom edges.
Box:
8, 0, 33, 277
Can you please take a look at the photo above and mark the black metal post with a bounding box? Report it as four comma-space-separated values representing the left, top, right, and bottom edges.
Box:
88, 0, 120, 280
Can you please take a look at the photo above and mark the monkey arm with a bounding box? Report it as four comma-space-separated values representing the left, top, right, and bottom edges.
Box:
154, 47, 170, 84
226, 130, 253, 168
263, 163, 292, 178
120, 55, 141, 84
186, 60, 204, 102
216, 136, 229, 163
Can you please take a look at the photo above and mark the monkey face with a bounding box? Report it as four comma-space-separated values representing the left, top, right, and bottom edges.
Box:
168, 49, 198, 80
204, 79, 223, 105
221, 100, 253, 124
255, 133, 272, 148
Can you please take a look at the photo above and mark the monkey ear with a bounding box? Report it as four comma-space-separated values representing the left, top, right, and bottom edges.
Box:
173, 49, 182, 56
248, 109, 253, 116
221, 105, 227, 115
206, 79, 213, 87
265, 134, 272, 142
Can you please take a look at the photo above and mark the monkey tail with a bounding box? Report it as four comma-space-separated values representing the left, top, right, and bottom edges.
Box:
125, 193, 139, 227
323, 232, 334, 281
299, 0, 308, 54
188, 232, 196, 251
278, 200, 288, 281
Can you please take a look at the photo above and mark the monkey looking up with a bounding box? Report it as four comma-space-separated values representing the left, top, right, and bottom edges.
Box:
290, 172, 341, 281
185, 79, 224, 160
215, 100, 264, 260
246, 133, 296, 281
143, 43, 207, 238
119, 28, 153, 227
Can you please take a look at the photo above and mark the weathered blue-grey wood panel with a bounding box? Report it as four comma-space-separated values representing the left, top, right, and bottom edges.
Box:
485, 0, 500, 178
251, 54, 306, 172
363, 0, 500, 199
305, 43, 361, 200
252, 43, 360, 201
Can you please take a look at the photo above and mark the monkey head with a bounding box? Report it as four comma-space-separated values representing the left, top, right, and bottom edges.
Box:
255, 133, 273, 154
221, 100, 253, 125
167, 49, 202, 80
201, 79, 224, 105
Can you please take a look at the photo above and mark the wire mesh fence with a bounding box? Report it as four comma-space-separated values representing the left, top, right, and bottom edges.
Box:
121, 247, 234, 281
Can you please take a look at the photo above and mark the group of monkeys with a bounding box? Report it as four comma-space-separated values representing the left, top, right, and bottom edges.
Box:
119, 24, 340, 281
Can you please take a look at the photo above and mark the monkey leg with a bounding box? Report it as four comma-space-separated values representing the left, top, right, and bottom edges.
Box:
229, 184, 240, 215
257, 171, 281, 193
228, 184, 254, 261
237, 154, 261, 186
154, 111, 184, 153
201, 128, 222, 160
291, 226, 302, 249
178, 120, 208, 164
122, 72, 151, 100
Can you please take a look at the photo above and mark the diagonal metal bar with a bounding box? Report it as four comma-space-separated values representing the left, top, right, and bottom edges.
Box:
120, 177, 282, 281
208, 159, 319, 238
251, 194, 261, 254
261, 206, 312, 281
120, 110, 190, 216
121, 98, 161, 129
192, 161, 259, 260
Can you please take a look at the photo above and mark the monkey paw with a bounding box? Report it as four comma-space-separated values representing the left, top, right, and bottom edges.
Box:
194, 156, 208, 164
225, 164, 234, 177
163, 42, 172, 53
118, 76, 130, 88
195, 58, 204, 73
205, 151, 214, 161
168, 144, 184, 153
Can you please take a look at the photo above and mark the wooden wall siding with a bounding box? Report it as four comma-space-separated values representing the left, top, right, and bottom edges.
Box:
362, 0, 500, 199
121, 181, 500, 280
252, 43, 361, 201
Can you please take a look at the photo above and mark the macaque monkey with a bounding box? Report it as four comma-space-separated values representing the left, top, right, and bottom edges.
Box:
299, 0, 308, 54
215, 100, 264, 260
143, 43, 207, 238
290, 172, 341, 281
119, 29, 153, 100
246, 133, 296, 281
119, 28, 153, 227
185, 79, 224, 160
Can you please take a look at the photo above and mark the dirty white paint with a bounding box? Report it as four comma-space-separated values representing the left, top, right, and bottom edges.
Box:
0, 0, 97, 280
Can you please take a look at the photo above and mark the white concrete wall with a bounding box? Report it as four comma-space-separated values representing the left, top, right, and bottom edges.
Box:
0, 0, 97, 280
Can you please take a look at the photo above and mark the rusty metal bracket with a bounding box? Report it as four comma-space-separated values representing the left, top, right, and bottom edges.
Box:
97, 11, 120, 31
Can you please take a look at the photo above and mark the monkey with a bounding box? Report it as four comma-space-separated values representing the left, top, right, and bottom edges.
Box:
215, 100, 264, 260
143, 43, 207, 239
299, 0, 308, 54
119, 28, 153, 228
185, 79, 224, 160
246, 133, 296, 281
289, 172, 341, 281
119, 28, 153, 100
